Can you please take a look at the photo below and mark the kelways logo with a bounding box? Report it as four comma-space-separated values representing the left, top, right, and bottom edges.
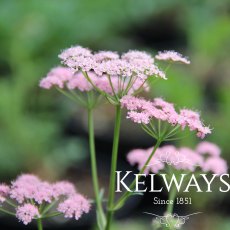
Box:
115, 171, 230, 193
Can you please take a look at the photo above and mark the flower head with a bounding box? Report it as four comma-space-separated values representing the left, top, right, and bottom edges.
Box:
202, 157, 228, 175
57, 194, 91, 220
16, 203, 39, 225
155, 51, 190, 64
127, 142, 227, 175
196, 141, 221, 157
59, 46, 94, 72
121, 96, 211, 139
52, 181, 77, 199
40, 67, 73, 89
0, 184, 10, 203
10, 174, 53, 204
127, 148, 164, 173
94, 51, 119, 62
67, 71, 95, 91
0, 174, 91, 225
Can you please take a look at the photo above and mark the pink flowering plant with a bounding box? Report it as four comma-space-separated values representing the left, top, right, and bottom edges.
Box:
38, 45, 219, 230
1, 45, 225, 230
0, 174, 90, 229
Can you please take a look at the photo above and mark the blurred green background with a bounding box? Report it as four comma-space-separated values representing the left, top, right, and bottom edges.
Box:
0, 0, 230, 229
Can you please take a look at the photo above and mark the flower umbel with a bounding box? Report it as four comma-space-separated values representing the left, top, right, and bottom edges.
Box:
16, 203, 40, 225
155, 51, 190, 64
120, 95, 211, 139
127, 142, 227, 175
0, 174, 91, 226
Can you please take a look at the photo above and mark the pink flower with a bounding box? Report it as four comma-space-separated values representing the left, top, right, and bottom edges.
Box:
57, 194, 91, 220
58, 46, 166, 84
196, 141, 221, 156
59, 46, 92, 60
127, 148, 164, 174
41, 46, 169, 98
94, 51, 119, 62
10, 176, 53, 204
9, 174, 78, 205
202, 157, 228, 175
1, 174, 91, 224
127, 143, 227, 175
127, 111, 150, 124
155, 51, 190, 64
0, 184, 10, 203
121, 96, 211, 138
40, 67, 73, 89
52, 181, 77, 199
177, 147, 204, 171
16, 203, 40, 225
67, 71, 95, 91
59, 46, 95, 72
122, 50, 154, 64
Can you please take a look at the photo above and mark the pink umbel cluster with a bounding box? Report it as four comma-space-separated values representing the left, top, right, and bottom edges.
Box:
40, 67, 73, 89
57, 194, 91, 220
0, 174, 90, 225
40, 67, 149, 96
127, 141, 227, 175
155, 51, 190, 64
39, 46, 170, 99
39, 46, 193, 101
196, 141, 221, 156
16, 203, 40, 225
59, 46, 166, 80
120, 95, 211, 138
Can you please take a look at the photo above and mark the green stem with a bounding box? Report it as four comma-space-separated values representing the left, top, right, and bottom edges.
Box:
0, 207, 15, 216
166, 186, 177, 214
105, 105, 122, 230
41, 200, 58, 216
88, 108, 105, 229
37, 218, 43, 230
113, 138, 162, 210
5, 199, 17, 208
42, 212, 62, 219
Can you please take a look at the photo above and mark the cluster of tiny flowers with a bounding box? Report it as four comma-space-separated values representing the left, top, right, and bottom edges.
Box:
0, 184, 10, 203
155, 51, 190, 64
57, 194, 91, 220
120, 95, 211, 138
40, 46, 191, 98
58, 46, 166, 80
0, 174, 90, 225
127, 141, 228, 175
40, 66, 149, 96
16, 204, 40, 225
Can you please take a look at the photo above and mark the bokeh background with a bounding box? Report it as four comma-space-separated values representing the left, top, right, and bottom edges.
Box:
0, 0, 230, 229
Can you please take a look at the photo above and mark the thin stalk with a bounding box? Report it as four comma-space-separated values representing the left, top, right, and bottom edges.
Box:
5, 199, 17, 208
37, 218, 43, 230
166, 186, 177, 214
107, 75, 119, 102
88, 108, 105, 228
164, 186, 177, 230
165, 125, 180, 139
132, 78, 147, 96
82, 71, 106, 97
113, 138, 162, 211
0, 207, 15, 216
105, 105, 122, 230
41, 200, 58, 216
42, 212, 62, 219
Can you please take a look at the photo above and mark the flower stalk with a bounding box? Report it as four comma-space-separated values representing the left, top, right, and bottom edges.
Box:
88, 108, 105, 229
37, 218, 43, 230
105, 105, 122, 230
